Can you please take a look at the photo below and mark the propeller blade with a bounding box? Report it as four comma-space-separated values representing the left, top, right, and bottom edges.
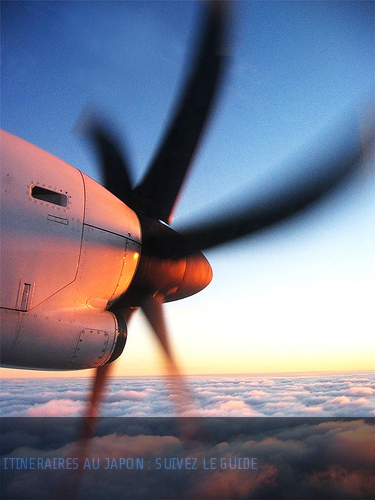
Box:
56, 363, 113, 499
79, 307, 136, 439
55, 363, 114, 500
141, 295, 209, 442
148, 114, 374, 259
141, 295, 193, 413
80, 363, 112, 439
83, 120, 134, 205
141, 295, 180, 376
131, 1, 228, 223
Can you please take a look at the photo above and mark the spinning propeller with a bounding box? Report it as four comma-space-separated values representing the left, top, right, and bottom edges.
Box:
81, 1, 373, 426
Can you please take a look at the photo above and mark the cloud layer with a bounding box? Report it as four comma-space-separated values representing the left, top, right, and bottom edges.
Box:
1, 373, 374, 417
1, 373, 374, 498
1, 417, 374, 499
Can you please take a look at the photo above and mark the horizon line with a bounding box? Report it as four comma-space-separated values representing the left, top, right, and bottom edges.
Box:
1, 368, 373, 380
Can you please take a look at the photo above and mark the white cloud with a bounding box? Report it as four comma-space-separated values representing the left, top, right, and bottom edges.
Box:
1, 373, 374, 418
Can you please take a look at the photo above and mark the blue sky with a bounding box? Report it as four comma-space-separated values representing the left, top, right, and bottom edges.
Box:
1, 1, 374, 378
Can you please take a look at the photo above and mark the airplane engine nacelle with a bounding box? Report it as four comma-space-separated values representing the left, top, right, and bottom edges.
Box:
0, 307, 127, 370
0, 130, 141, 371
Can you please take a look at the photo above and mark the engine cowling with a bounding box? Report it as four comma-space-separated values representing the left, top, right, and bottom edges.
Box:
0, 130, 141, 371
0, 307, 126, 370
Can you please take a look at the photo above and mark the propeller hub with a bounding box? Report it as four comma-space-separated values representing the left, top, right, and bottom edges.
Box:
164, 251, 212, 303
117, 214, 213, 307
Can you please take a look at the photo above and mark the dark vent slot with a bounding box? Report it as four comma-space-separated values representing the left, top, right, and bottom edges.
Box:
31, 186, 68, 207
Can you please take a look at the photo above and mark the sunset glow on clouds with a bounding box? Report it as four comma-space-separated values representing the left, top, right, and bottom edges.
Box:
1, 373, 373, 498
1, 373, 373, 418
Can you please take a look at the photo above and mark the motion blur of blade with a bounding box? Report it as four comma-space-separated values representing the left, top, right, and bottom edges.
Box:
80, 364, 112, 440
141, 296, 176, 371
131, 0, 229, 222
141, 296, 192, 406
82, 120, 134, 205
59, 308, 136, 499
57, 366, 113, 498
82, 308, 135, 434
75, 0, 372, 456
147, 108, 374, 260
142, 295, 208, 442
83, 1, 228, 223
77, 1, 229, 431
